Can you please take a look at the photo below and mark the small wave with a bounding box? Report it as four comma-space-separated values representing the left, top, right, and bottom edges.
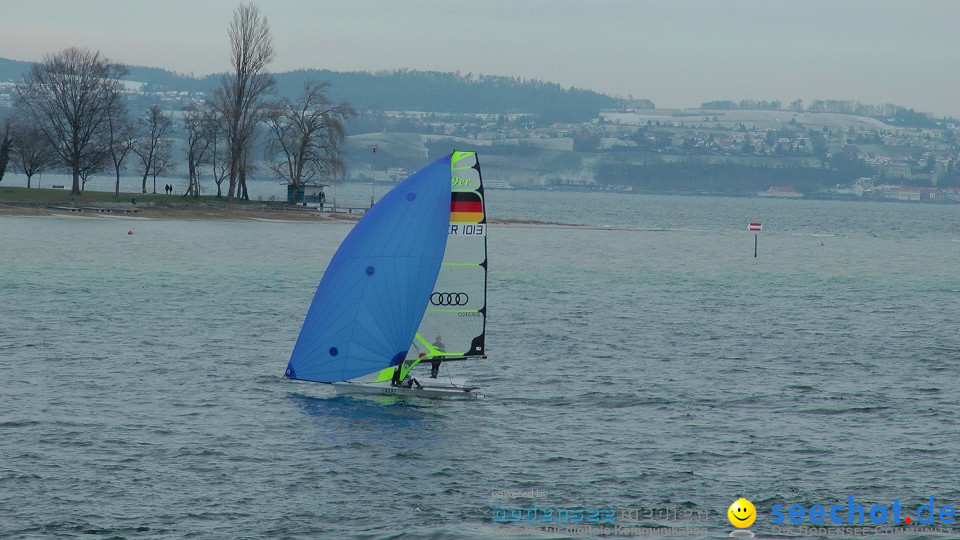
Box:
0, 419, 42, 428
576, 392, 675, 409
19, 521, 161, 537
393, 450, 425, 460
798, 406, 890, 415
788, 232, 840, 238
540, 455, 589, 463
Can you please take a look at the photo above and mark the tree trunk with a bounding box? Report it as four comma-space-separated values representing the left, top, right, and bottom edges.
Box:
27, 174, 33, 189
239, 167, 248, 200
226, 156, 237, 200
187, 161, 195, 196
71, 168, 81, 195
115, 168, 121, 196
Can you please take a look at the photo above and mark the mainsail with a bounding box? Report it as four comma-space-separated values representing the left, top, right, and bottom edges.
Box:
285, 155, 452, 383
411, 151, 488, 362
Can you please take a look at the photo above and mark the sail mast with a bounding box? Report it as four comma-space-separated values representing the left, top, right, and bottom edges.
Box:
403, 150, 488, 379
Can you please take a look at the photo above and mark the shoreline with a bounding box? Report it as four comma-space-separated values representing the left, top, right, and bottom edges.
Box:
0, 202, 363, 222
0, 202, 596, 229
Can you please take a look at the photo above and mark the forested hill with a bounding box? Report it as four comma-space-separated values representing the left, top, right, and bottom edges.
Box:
0, 57, 33, 82
274, 69, 647, 122
0, 57, 648, 122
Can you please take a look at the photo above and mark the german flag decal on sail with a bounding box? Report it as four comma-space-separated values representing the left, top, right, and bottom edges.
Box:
450, 191, 484, 223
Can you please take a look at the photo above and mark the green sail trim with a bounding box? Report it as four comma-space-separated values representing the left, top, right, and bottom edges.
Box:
375, 331, 471, 382
374, 366, 396, 382
451, 151, 475, 169
397, 333, 467, 379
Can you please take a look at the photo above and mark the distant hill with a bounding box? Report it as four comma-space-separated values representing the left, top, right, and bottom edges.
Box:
125, 64, 214, 93
0, 57, 31, 81
0, 56, 214, 92
271, 69, 646, 122
0, 56, 648, 122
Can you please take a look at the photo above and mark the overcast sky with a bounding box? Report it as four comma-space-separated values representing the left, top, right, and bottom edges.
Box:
1, 0, 958, 117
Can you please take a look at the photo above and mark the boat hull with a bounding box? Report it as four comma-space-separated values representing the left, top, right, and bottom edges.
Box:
332, 381, 482, 399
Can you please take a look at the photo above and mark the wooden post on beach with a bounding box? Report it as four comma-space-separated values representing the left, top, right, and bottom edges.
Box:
748, 222, 762, 257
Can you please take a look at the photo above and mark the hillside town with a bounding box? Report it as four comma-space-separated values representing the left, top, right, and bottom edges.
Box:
346, 104, 960, 200
3, 73, 959, 202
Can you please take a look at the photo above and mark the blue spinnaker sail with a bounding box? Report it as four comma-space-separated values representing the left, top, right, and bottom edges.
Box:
285, 154, 453, 383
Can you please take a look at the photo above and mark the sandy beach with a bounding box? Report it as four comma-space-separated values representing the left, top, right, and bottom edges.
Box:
0, 202, 575, 230
0, 202, 363, 222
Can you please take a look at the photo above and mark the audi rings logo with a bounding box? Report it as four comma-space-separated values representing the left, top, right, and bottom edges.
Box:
431, 292, 469, 306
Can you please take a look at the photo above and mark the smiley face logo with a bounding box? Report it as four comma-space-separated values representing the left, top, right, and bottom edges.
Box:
727, 498, 756, 528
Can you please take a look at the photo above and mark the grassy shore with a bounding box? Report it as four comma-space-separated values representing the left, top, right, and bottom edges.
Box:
0, 185, 569, 227
0, 185, 357, 221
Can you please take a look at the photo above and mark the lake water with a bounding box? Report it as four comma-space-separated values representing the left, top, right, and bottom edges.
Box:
2, 187, 960, 539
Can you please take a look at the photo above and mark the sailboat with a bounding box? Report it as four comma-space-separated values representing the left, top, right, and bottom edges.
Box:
284, 151, 488, 398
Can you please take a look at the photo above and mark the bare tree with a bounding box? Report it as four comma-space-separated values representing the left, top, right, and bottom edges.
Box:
213, 2, 275, 201
132, 106, 173, 193
79, 146, 109, 191
105, 93, 135, 196
0, 120, 10, 183
148, 138, 174, 194
183, 102, 212, 197
14, 47, 126, 195
9, 121, 58, 187
206, 110, 230, 197
264, 81, 355, 202
236, 145, 257, 200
